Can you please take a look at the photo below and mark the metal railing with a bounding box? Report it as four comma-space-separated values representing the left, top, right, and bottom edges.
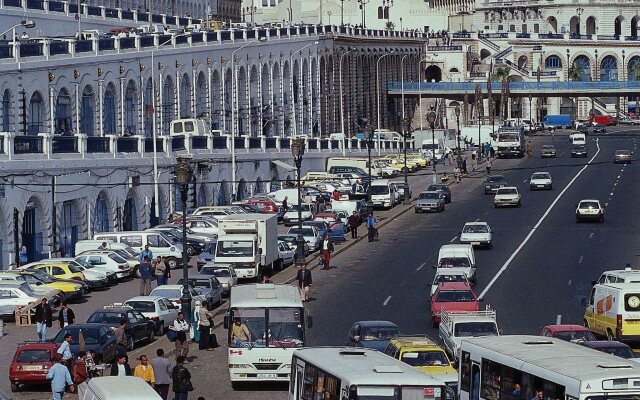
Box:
13, 136, 43, 154
388, 80, 640, 92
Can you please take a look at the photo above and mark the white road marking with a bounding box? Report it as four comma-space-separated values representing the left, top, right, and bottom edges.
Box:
605, 202, 609, 207
614, 182, 618, 187
589, 232, 594, 239
383, 296, 392, 306
523, 179, 528, 183
450, 236, 458, 243
479, 140, 601, 299
610, 192, 614, 196
416, 262, 426, 271
578, 256, 584, 264
568, 280, 572, 286
617, 175, 621, 179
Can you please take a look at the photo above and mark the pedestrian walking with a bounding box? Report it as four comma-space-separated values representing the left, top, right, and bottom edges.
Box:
296, 264, 312, 302
447, 151, 453, 166
154, 256, 168, 287
456, 154, 463, 169
347, 211, 360, 238
19, 245, 28, 264
57, 301, 75, 328
139, 256, 153, 296
173, 313, 190, 362
197, 302, 216, 351
318, 195, 326, 213
172, 356, 192, 400
485, 158, 493, 174
471, 152, 477, 172
489, 145, 495, 159
151, 349, 172, 400
366, 212, 377, 242
57, 333, 73, 367
46, 357, 74, 400
114, 319, 128, 356
332, 190, 341, 201
462, 158, 468, 175
282, 196, 289, 212
139, 244, 153, 262
110, 354, 132, 376
319, 235, 334, 270
34, 298, 52, 342
133, 355, 155, 386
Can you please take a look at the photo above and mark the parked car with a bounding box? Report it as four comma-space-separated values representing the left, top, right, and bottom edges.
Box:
578, 340, 640, 360
75, 252, 131, 280
243, 198, 279, 213
199, 263, 238, 296
303, 220, 345, 242
149, 285, 206, 314
540, 324, 596, 342
283, 204, 315, 226
196, 242, 217, 271
86, 305, 156, 350
20, 261, 86, 283
182, 217, 220, 236
278, 234, 310, 256
314, 212, 348, 235
278, 241, 295, 267
123, 296, 180, 335
9, 342, 60, 392
345, 320, 401, 351
177, 275, 223, 309
0, 283, 42, 317
287, 226, 321, 251
147, 226, 211, 256
0, 270, 85, 300
51, 323, 118, 364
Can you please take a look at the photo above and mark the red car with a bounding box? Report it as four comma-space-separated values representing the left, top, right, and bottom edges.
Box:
540, 324, 596, 342
9, 342, 60, 392
430, 282, 481, 327
244, 199, 278, 213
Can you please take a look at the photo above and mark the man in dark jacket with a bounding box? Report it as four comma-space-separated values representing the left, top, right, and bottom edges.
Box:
347, 211, 360, 238
296, 264, 312, 302
110, 354, 132, 376
57, 301, 75, 328
34, 298, 52, 342
172, 356, 192, 400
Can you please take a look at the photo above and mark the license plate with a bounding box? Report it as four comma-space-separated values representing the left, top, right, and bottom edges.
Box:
471, 242, 480, 245
259, 373, 278, 378
537, 185, 544, 188
22, 365, 43, 371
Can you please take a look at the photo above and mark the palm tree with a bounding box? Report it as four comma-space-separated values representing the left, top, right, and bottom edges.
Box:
492, 67, 511, 122
385, 21, 395, 31
630, 62, 640, 119
567, 62, 584, 120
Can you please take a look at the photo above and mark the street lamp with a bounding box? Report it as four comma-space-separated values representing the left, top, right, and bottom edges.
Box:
376, 51, 395, 156
174, 157, 193, 323
576, 7, 584, 35
291, 138, 306, 265
426, 110, 437, 183
401, 117, 411, 204
528, 94, 533, 124
1, 20, 35, 38
365, 124, 374, 206
339, 47, 356, 154
454, 106, 461, 154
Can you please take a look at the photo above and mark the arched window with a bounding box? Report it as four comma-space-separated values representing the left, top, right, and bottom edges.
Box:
80, 86, 95, 136
377, 6, 383, 19
104, 85, 117, 134
55, 89, 72, 134
545, 55, 562, 69
162, 78, 175, 134
180, 74, 191, 118
572, 55, 591, 81
628, 56, 640, 81
28, 92, 43, 135
144, 79, 153, 137
124, 80, 137, 134
2, 89, 11, 132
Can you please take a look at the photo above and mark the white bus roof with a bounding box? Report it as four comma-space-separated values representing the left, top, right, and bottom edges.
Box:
294, 347, 447, 386
463, 335, 640, 382
229, 283, 303, 308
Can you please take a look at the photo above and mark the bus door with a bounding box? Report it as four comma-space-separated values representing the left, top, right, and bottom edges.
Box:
294, 362, 304, 400
471, 363, 480, 400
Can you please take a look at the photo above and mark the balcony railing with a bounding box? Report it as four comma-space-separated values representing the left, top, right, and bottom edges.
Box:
52, 135, 78, 153
14, 136, 43, 154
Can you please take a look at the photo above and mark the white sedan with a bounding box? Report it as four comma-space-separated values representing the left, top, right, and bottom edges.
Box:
282, 204, 314, 226
494, 187, 521, 208
123, 295, 180, 335
575, 199, 605, 223
459, 222, 492, 249
278, 241, 295, 267
530, 172, 553, 191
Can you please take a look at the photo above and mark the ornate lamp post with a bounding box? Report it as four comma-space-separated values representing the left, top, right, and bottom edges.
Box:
427, 110, 437, 181
174, 157, 193, 322
454, 105, 461, 153
291, 138, 306, 265
401, 117, 411, 204
365, 124, 374, 206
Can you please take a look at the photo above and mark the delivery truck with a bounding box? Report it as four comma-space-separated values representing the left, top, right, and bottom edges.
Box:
214, 214, 278, 279
543, 114, 573, 129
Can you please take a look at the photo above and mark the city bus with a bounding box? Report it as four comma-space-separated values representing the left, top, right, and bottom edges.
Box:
459, 335, 640, 400
224, 283, 310, 384
289, 347, 453, 400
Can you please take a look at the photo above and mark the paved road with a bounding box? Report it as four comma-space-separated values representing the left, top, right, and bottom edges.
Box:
4, 132, 639, 400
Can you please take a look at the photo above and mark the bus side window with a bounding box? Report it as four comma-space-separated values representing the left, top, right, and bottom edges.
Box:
460, 352, 471, 393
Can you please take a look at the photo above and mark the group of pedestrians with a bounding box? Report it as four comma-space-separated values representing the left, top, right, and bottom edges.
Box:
34, 298, 76, 342
135, 244, 171, 296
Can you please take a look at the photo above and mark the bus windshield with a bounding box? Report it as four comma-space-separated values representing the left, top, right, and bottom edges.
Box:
230, 307, 303, 348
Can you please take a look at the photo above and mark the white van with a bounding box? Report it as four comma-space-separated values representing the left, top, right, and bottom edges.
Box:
170, 118, 208, 136
93, 231, 182, 268
369, 179, 397, 208
583, 283, 640, 341
437, 244, 476, 283
571, 132, 586, 145
82, 376, 161, 400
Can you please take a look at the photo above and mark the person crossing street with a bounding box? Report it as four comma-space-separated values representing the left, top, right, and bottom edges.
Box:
366, 212, 377, 242
296, 264, 312, 302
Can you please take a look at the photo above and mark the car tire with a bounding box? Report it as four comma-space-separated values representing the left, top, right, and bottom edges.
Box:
156, 321, 165, 336
148, 329, 155, 343
186, 246, 194, 257
127, 336, 135, 351
10, 383, 19, 393
166, 257, 178, 270
134, 265, 141, 278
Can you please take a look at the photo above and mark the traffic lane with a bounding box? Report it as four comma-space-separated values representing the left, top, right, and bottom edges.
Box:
482, 137, 637, 335
305, 146, 587, 344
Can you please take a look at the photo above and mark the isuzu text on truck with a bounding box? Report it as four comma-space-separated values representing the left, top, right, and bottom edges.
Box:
214, 214, 278, 279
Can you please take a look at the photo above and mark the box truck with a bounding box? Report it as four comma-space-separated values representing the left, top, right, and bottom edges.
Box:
543, 114, 573, 129
214, 214, 278, 279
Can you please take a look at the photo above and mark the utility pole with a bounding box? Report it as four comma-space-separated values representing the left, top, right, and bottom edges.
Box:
51, 176, 57, 257
13, 208, 20, 268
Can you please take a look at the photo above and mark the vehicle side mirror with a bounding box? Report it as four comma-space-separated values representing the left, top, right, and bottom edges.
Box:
223, 314, 230, 329
306, 315, 313, 329
580, 297, 588, 307
591, 280, 597, 286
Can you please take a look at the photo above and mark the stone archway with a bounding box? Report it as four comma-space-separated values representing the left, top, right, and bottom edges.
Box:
22, 196, 47, 262
586, 16, 596, 35
217, 180, 229, 205
546, 17, 558, 33
425, 65, 442, 82
123, 190, 138, 231
94, 191, 111, 234
237, 179, 247, 201
59, 200, 81, 256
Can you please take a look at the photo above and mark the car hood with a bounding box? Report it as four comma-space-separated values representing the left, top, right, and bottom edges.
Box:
284, 211, 312, 218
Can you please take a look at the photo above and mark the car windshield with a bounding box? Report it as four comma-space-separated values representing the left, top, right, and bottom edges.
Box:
427, 185, 448, 192
401, 351, 450, 367
65, 263, 83, 273
20, 284, 37, 297
419, 192, 440, 200
290, 205, 311, 212
596, 345, 637, 359
278, 236, 296, 244
435, 290, 476, 302
434, 275, 467, 284
150, 289, 181, 299
216, 241, 253, 257
361, 326, 400, 341
183, 279, 209, 288
486, 176, 505, 183
554, 330, 596, 342
454, 322, 498, 337
532, 173, 550, 180
288, 228, 314, 237
202, 267, 231, 277
54, 327, 100, 344
18, 349, 51, 363
573, 145, 586, 150
497, 188, 518, 195
580, 201, 600, 209
87, 311, 126, 324
30, 271, 53, 283
463, 224, 488, 233
71, 260, 93, 269
109, 254, 127, 263
124, 301, 155, 312
439, 258, 471, 268
370, 185, 390, 195
616, 150, 631, 155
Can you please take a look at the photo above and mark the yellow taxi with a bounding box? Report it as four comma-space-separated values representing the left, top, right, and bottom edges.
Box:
383, 336, 458, 387
406, 153, 429, 168
0, 270, 85, 299
23, 261, 86, 282
380, 155, 419, 172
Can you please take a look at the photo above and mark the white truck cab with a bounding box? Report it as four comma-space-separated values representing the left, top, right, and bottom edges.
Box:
369, 179, 397, 208
438, 307, 499, 361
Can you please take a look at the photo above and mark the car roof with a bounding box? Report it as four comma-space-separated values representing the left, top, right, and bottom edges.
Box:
388, 335, 440, 348
437, 282, 473, 290
543, 324, 589, 332
354, 320, 399, 328
16, 341, 59, 351
531, 171, 550, 175
464, 221, 488, 226
582, 340, 630, 349
497, 186, 518, 190
184, 274, 212, 280
579, 199, 600, 203
152, 285, 184, 290
95, 307, 132, 313
124, 296, 164, 302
